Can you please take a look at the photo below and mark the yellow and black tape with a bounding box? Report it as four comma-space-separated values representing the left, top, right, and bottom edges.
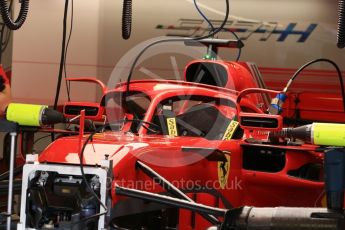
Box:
222, 120, 240, 140
167, 117, 178, 137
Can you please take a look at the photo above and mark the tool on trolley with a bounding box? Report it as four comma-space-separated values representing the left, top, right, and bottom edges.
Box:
0, 103, 66, 230
0, 120, 18, 230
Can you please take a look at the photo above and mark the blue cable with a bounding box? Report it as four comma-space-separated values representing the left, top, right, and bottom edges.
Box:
193, 0, 242, 61
229, 30, 242, 61
193, 0, 215, 33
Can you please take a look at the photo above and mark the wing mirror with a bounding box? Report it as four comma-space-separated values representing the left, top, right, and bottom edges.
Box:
63, 102, 104, 121
239, 112, 283, 131
237, 88, 283, 131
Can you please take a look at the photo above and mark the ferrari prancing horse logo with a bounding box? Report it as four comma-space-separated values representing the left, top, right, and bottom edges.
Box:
218, 154, 231, 189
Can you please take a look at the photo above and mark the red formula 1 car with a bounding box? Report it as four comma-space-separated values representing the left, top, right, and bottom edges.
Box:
16, 42, 337, 230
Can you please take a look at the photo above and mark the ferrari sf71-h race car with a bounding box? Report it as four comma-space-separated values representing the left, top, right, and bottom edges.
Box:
11, 40, 345, 230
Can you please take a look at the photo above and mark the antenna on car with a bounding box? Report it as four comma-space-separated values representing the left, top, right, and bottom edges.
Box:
184, 38, 244, 59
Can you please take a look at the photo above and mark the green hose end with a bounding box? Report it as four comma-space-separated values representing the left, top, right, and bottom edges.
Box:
6, 103, 47, 126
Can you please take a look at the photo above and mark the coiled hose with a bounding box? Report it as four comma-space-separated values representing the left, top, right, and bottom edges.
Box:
337, 0, 345, 48
122, 0, 132, 39
0, 0, 29, 30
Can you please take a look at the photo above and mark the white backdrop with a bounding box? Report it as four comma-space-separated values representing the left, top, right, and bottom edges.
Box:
10, 0, 345, 104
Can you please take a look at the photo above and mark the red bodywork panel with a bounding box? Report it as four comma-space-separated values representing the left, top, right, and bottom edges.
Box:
39, 131, 324, 229
35, 59, 343, 229
184, 60, 259, 91
283, 92, 345, 123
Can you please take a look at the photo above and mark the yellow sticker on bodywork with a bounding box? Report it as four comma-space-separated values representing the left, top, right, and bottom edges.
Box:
218, 154, 231, 189
321, 193, 327, 207
222, 120, 239, 140
167, 118, 178, 137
